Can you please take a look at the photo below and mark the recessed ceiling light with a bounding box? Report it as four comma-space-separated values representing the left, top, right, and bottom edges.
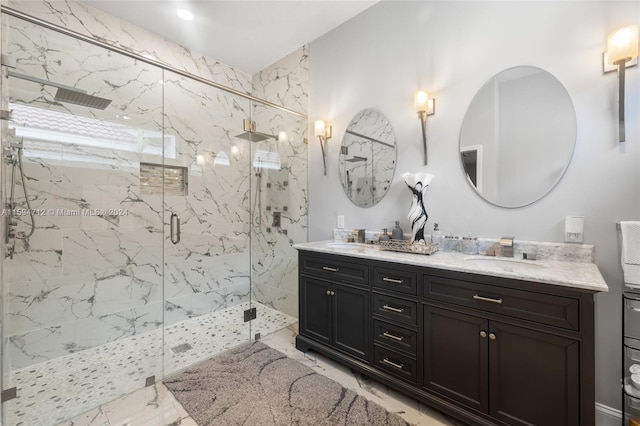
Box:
176, 9, 194, 21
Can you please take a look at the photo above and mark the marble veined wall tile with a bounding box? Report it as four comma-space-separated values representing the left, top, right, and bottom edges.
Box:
163, 254, 250, 300
5, 229, 63, 284
8, 270, 162, 336
8, 325, 64, 369
8, 301, 164, 370
62, 227, 163, 278
252, 46, 309, 115
164, 283, 250, 326
8, 277, 68, 336
249, 96, 308, 318
7, 1, 252, 94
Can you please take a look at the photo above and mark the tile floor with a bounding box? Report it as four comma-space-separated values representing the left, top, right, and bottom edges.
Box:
53, 324, 461, 426
4, 302, 297, 426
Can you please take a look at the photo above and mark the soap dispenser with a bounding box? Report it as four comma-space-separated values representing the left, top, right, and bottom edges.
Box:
431, 223, 442, 245
391, 221, 404, 240
378, 228, 391, 242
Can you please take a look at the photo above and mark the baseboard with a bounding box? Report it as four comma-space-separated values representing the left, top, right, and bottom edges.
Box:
596, 402, 622, 426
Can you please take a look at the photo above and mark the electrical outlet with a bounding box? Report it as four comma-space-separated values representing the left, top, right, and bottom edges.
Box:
337, 215, 345, 229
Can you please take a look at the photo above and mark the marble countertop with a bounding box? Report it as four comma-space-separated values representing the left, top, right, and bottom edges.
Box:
294, 240, 608, 293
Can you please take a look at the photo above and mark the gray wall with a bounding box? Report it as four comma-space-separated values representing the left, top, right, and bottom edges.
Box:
309, 1, 640, 411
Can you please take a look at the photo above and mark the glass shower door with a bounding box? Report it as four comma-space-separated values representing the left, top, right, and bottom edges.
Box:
1, 14, 165, 425
249, 100, 306, 334
162, 71, 253, 375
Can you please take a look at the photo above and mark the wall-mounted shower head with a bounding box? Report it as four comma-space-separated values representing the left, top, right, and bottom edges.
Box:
8, 70, 112, 110
235, 131, 275, 143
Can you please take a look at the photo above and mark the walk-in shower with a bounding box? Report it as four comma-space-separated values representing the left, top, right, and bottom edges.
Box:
0, 10, 306, 425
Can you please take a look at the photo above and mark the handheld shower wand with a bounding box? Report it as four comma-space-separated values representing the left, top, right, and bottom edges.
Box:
4, 138, 35, 258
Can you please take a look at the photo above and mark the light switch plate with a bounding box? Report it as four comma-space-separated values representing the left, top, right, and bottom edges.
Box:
337, 215, 345, 229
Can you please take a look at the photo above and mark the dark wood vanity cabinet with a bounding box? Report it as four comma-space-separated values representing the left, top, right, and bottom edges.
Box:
299, 255, 370, 361
296, 250, 596, 426
424, 306, 580, 426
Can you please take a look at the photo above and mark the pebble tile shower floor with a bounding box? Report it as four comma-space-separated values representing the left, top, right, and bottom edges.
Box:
4, 302, 296, 426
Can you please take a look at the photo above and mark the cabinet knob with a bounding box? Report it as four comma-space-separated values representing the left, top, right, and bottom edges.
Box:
480, 331, 487, 338
331, 290, 335, 295
489, 333, 497, 341
326, 290, 331, 296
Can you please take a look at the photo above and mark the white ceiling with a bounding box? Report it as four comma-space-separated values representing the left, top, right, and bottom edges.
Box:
83, 1, 377, 75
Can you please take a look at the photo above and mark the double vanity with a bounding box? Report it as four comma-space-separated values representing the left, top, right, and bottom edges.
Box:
294, 240, 607, 426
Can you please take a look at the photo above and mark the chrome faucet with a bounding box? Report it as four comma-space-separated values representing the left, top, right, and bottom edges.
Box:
499, 237, 514, 257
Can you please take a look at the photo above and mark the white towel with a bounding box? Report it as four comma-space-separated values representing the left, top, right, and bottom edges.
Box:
621, 221, 640, 286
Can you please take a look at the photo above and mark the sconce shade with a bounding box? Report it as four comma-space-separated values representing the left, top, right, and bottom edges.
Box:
314, 120, 326, 137
607, 25, 639, 64
414, 91, 430, 113
277, 131, 288, 143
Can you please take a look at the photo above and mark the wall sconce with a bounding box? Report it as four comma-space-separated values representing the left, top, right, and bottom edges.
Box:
314, 119, 332, 175
414, 91, 435, 165
604, 25, 638, 142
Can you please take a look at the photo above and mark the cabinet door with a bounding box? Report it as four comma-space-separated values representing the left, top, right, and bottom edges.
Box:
489, 322, 580, 426
300, 276, 332, 345
423, 305, 489, 412
333, 284, 370, 361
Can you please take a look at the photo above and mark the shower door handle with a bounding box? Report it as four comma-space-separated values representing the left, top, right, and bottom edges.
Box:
170, 213, 181, 244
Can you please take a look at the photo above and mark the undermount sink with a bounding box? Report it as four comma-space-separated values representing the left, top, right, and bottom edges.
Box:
464, 256, 545, 272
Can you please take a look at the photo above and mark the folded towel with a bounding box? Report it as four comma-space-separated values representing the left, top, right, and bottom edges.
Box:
621, 221, 640, 286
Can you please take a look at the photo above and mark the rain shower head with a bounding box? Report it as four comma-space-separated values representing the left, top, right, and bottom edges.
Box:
235, 131, 275, 143
54, 87, 112, 110
8, 70, 112, 110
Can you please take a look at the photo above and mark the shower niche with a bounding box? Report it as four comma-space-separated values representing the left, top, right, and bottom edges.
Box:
0, 12, 306, 425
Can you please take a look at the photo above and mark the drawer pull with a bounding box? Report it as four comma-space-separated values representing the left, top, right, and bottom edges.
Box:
473, 294, 503, 304
382, 358, 404, 369
382, 304, 404, 313
382, 277, 404, 284
382, 331, 404, 341
322, 266, 339, 272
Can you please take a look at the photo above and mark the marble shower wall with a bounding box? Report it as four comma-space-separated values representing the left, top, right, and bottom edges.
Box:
162, 71, 252, 326
2, 16, 256, 370
252, 46, 309, 116
4, 16, 166, 370
6, 0, 253, 95
250, 47, 309, 318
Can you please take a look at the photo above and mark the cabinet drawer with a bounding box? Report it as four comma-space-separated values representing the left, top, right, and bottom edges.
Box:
374, 345, 417, 384
373, 320, 417, 355
424, 274, 580, 330
300, 253, 368, 287
372, 293, 417, 326
373, 266, 417, 296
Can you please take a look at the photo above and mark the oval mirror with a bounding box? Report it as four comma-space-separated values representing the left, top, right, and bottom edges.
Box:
459, 66, 576, 208
339, 108, 397, 207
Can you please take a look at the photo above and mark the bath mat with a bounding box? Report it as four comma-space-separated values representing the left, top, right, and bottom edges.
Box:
164, 341, 410, 426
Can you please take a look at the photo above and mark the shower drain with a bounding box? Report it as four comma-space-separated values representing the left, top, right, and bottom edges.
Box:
171, 343, 193, 354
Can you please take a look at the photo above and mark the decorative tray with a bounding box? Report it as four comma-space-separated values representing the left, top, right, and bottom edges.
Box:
379, 239, 439, 255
